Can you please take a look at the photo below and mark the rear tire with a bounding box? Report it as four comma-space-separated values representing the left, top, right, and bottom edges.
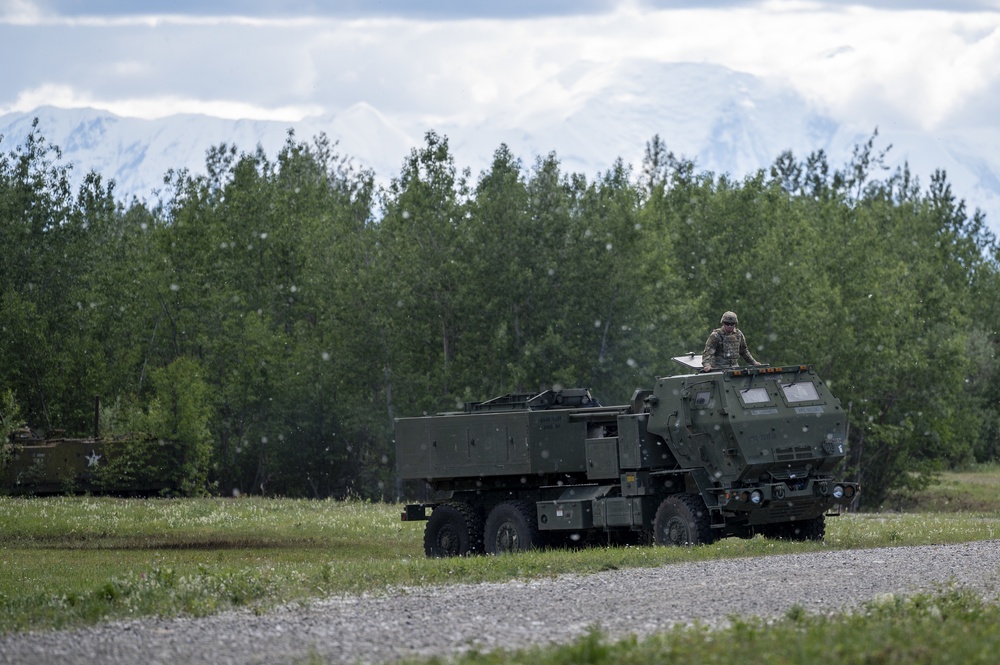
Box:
483, 500, 543, 554
424, 502, 483, 557
653, 494, 714, 546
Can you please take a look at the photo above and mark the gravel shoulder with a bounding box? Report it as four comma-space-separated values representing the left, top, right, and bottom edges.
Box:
4, 540, 1000, 665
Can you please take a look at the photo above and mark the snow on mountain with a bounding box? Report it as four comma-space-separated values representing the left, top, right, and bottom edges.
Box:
499, 60, 844, 178
0, 108, 298, 200
321, 102, 418, 176
884, 126, 1000, 229
1, 60, 997, 237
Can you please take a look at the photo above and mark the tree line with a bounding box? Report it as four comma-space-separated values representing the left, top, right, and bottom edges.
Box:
1, 120, 998, 507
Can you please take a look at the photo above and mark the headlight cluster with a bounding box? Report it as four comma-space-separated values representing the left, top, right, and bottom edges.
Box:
832, 484, 857, 500
728, 489, 765, 505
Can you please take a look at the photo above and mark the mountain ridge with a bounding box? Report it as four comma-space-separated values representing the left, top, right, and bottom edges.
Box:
1, 61, 997, 235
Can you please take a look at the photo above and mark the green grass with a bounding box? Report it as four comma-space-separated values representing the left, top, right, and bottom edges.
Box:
887, 462, 1000, 512
3, 468, 1000, 637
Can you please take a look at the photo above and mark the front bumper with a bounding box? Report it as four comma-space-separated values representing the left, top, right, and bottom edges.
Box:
721, 478, 859, 523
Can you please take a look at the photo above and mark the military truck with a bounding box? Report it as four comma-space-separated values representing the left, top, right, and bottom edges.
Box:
1, 426, 108, 494
396, 356, 859, 556
2, 396, 174, 495
1, 426, 174, 495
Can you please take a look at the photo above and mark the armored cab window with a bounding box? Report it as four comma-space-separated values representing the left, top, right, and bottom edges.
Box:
781, 382, 820, 403
739, 387, 771, 405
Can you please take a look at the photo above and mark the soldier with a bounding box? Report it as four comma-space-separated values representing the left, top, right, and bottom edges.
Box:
702, 311, 761, 372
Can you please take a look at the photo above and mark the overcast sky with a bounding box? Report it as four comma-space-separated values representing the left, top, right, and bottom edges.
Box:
2, 0, 998, 140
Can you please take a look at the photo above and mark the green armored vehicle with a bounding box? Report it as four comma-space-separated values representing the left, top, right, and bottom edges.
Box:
2, 426, 108, 494
396, 356, 859, 556
2, 398, 174, 495
1, 426, 174, 495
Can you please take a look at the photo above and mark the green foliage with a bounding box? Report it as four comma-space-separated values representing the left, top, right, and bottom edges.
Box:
145, 357, 213, 495
92, 396, 160, 492
0, 389, 24, 471
1, 122, 997, 503
91, 359, 214, 496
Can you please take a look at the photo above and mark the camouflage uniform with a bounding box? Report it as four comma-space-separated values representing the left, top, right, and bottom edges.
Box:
702, 311, 759, 370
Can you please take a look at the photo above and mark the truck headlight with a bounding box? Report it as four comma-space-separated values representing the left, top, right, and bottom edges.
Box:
750, 490, 763, 505
832, 484, 845, 499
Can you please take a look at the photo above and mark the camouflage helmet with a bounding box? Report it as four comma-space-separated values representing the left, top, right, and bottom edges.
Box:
721, 311, 738, 325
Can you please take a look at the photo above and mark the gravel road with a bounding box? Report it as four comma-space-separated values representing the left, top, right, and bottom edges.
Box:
4, 540, 1000, 665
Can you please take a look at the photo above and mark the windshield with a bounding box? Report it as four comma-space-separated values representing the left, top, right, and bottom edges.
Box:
781, 382, 820, 403
740, 387, 771, 404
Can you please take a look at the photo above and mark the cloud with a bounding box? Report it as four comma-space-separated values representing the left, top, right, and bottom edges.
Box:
3, 0, 623, 22
10, 0, 999, 21
2, 85, 322, 121
1, 0, 997, 135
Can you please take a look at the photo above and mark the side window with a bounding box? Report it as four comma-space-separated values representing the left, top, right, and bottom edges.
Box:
781, 382, 820, 403
739, 387, 771, 405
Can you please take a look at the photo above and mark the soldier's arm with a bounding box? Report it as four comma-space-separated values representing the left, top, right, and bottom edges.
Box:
740, 332, 760, 365
702, 332, 718, 370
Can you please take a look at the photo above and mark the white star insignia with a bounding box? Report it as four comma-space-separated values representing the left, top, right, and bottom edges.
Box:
86, 451, 102, 467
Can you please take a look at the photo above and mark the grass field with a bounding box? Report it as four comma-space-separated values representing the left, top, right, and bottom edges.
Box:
3, 465, 1000, 663
886, 462, 1000, 513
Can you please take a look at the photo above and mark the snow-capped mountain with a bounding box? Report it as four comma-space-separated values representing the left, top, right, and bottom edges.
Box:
1, 60, 997, 237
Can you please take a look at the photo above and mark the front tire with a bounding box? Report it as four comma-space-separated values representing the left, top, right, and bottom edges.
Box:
653, 494, 714, 546
483, 500, 543, 554
424, 502, 482, 557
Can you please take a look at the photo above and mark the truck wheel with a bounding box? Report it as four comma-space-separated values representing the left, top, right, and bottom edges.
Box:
653, 494, 713, 546
484, 500, 543, 554
424, 502, 482, 557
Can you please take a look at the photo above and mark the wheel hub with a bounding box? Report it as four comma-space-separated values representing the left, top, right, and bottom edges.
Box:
437, 526, 460, 556
665, 516, 690, 545
495, 520, 520, 552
